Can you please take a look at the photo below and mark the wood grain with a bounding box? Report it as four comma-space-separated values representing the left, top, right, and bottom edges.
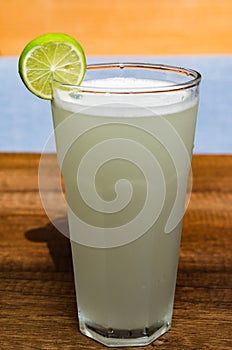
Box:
1, 1, 232, 55
0, 154, 232, 350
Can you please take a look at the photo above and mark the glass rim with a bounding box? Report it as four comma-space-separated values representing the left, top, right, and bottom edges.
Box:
52, 62, 201, 94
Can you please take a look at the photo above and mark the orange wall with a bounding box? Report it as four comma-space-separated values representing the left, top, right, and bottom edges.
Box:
1, 0, 232, 55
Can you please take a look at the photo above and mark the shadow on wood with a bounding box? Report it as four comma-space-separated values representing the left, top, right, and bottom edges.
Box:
25, 217, 73, 273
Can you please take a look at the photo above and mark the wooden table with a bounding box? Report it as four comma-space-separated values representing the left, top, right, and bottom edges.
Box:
0, 153, 231, 350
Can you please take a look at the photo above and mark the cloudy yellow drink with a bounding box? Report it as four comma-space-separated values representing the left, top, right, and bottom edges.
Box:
51, 74, 199, 346
18, 34, 201, 348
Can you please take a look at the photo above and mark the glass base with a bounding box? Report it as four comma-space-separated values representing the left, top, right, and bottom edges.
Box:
79, 320, 171, 347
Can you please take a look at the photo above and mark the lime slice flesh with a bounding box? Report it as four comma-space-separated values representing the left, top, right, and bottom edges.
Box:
18, 33, 86, 100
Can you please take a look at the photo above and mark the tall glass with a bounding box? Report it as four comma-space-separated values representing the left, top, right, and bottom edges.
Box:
51, 63, 201, 347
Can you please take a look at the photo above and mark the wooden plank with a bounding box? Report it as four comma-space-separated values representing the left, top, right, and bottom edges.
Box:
0, 1, 232, 55
0, 154, 231, 349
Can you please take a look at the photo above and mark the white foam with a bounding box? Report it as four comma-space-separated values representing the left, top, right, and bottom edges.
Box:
81, 77, 174, 90
53, 78, 198, 117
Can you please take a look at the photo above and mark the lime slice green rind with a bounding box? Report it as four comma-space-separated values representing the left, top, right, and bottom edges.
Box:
18, 33, 86, 100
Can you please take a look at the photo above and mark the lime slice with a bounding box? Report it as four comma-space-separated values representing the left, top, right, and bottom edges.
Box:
18, 33, 86, 100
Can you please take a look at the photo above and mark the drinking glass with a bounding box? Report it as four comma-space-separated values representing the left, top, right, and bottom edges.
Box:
50, 63, 201, 347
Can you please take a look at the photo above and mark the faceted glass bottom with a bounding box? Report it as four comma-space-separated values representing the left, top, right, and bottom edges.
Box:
79, 319, 171, 347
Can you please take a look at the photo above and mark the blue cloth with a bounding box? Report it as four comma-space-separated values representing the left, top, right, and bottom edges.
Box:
0, 56, 231, 153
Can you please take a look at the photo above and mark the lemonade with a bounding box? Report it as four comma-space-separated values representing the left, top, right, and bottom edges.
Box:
51, 73, 199, 346
18, 34, 201, 347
